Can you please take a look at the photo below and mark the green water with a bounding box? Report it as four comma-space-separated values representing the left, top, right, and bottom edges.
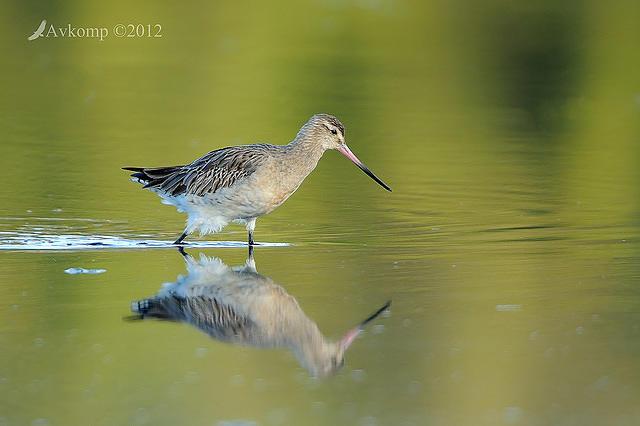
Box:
2, 1, 640, 425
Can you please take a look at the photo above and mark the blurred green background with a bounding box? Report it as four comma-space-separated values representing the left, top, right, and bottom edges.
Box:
1, 1, 640, 425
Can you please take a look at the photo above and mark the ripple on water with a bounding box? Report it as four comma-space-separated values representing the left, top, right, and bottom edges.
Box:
0, 217, 292, 250
0, 232, 290, 250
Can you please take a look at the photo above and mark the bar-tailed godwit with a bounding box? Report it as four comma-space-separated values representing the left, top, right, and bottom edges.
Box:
131, 250, 391, 376
124, 114, 391, 245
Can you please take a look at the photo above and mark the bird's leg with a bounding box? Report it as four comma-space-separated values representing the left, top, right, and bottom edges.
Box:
246, 218, 257, 246
177, 245, 190, 258
246, 245, 256, 272
174, 231, 188, 245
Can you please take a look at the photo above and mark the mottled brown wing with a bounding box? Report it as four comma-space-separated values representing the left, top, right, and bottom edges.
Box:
131, 144, 271, 196
132, 295, 251, 339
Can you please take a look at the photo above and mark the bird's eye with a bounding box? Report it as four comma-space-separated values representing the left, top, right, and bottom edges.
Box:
330, 129, 337, 135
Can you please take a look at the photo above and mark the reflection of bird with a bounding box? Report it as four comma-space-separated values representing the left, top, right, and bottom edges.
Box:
123, 114, 391, 245
28, 20, 47, 41
131, 250, 390, 376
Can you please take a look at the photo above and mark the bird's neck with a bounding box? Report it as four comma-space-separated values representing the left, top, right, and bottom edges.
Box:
252, 294, 328, 353
287, 320, 333, 369
283, 135, 326, 181
287, 133, 326, 158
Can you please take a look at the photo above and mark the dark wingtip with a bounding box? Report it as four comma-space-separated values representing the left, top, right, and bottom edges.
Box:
121, 167, 148, 182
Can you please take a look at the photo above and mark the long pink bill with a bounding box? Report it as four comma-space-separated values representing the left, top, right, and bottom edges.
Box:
338, 145, 392, 192
339, 300, 392, 350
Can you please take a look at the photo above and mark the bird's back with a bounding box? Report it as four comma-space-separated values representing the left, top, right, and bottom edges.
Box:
124, 143, 278, 197
131, 254, 306, 347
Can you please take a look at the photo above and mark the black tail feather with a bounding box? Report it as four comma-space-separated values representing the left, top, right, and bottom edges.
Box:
123, 165, 184, 189
131, 297, 178, 321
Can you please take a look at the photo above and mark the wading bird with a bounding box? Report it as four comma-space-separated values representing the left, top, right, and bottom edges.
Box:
123, 114, 391, 245
131, 250, 391, 376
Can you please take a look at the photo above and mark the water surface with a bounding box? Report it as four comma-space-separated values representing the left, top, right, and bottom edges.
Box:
1, 1, 640, 425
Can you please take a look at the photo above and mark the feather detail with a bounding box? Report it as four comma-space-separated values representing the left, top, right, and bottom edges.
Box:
123, 144, 271, 196
132, 295, 250, 339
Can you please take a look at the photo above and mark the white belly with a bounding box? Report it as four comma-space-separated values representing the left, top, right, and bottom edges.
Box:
154, 180, 274, 236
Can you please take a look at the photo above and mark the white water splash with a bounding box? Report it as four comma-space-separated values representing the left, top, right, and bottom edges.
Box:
496, 304, 522, 311
64, 268, 107, 275
0, 232, 291, 250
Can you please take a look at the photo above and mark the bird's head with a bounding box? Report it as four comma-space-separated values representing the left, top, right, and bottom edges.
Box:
298, 113, 346, 150
297, 300, 391, 377
297, 341, 346, 377
297, 114, 392, 192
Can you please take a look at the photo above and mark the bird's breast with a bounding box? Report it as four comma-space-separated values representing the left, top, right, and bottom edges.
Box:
258, 155, 320, 207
